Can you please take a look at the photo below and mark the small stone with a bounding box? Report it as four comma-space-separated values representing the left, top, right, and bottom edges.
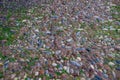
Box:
35, 29, 39, 32
103, 74, 109, 79
63, 66, 67, 70
115, 60, 120, 64
38, 78, 42, 80
60, 60, 64, 63
39, 70, 44, 75
108, 62, 115, 66
70, 61, 82, 67
14, 77, 18, 80
114, 46, 120, 51
81, 77, 86, 80
55, 50, 61, 55
76, 48, 86, 52
90, 65, 94, 69
66, 38, 73, 42
35, 72, 39, 76
116, 67, 120, 71
0, 63, 3, 66
93, 75, 102, 80
86, 48, 91, 52
52, 63, 57, 67
11, 74, 16, 79
63, 66, 69, 73
76, 57, 81, 61
22, 19, 27, 22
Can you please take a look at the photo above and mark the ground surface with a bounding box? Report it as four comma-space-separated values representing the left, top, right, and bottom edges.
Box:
0, 0, 120, 80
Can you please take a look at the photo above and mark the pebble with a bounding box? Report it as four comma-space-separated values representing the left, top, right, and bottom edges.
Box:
116, 67, 120, 71
81, 77, 86, 80
0, 63, 3, 66
55, 50, 61, 55
90, 65, 94, 69
103, 73, 109, 79
108, 62, 115, 66
63, 66, 70, 73
52, 63, 57, 67
35, 71, 39, 76
93, 75, 102, 80
39, 78, 42, 80
76, 48, 86, 52
76, 57, 81, 61
4, 60, 9, 69
115, 60, 120, 64
35, 29, 39, 32
66, 38, 73, 42
70, 61, 82, 67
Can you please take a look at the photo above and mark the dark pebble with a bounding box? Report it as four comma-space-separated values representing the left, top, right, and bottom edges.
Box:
92, 75, 102, 80
37, 39, 43, 48
86, 48, 91, 52
115, 60, 120, 64
116, 67, 120, 71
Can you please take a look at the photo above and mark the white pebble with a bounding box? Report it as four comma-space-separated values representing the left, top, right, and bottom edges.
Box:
63, 66, 70, 73
90, 65, 94, 69
108, 62, 115, 66
35, 72, 39, 76
39, 78, 42, 80
60, 60, 64, 63
77, 57, 81, 61
35, 29, 39, 32
52, 63, 57, 67
81, 77, 86, 80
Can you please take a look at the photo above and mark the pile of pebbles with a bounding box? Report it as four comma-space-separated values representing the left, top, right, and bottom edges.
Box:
0, 0, 120, 80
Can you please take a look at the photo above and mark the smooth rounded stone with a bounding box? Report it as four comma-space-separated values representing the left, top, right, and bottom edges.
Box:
55, 50, 61, 55
63, 66, 70, 73
76, 57, 81, 61
63, 66, 68, 70
108, 62, 115, 66
114, 46, 120, 51
14, 77, 18, 80
46, 30, 51, 35
22, 19, 27, 23
24, 73, 27, 79
38, 78, 42, 80
103, 73, 109, 79
39, 70, 44, 75
76, 48, 86, 52
66, 38, 73, 42
93, 75, 102, 80
112, 71, 116, 79
60, 60, 64, 63
35, 29, 39, 32
115, 60, 120, 64
35, 72, 39, 76
90, 65, 94, 69
70, 61, 82, 67
45, 70, 49, 75
0, 62, 3, 66
101, 52, 105, 56
81, 77, 86, 80
116, 67, 120, 71
103, 69, 107, 73
4, 60, 9, 69
11, 74, 16, 79
86, 48, 91, 52
52, 63, 57, 67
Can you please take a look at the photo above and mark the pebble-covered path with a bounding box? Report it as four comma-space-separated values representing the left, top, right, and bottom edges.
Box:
0, 0, 120, 80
